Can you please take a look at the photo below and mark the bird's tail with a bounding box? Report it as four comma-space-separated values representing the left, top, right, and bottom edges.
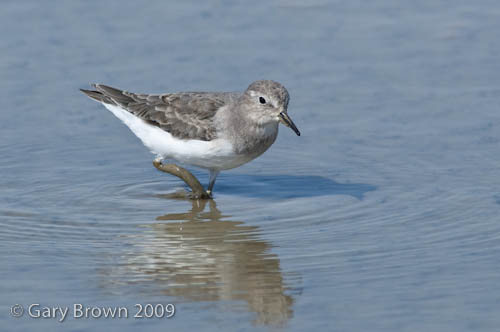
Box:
80, 84, 134, 107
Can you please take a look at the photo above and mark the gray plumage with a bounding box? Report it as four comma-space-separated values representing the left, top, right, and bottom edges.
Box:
81, 84, 239, 141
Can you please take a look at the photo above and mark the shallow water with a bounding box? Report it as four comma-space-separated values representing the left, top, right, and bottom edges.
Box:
2, 1, 500, 331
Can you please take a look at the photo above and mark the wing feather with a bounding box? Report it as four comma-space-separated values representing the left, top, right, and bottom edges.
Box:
82, 84, 237, 141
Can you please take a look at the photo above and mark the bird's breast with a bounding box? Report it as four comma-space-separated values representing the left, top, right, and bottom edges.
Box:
233, 123, 279, 156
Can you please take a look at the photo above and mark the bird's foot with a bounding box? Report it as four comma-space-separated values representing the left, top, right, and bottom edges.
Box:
153, 160, 212, 199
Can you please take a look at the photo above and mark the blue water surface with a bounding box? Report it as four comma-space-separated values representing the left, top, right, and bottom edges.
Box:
2, 1, 500, 331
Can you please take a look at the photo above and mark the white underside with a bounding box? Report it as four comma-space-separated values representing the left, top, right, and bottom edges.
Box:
103, 103, 250, 170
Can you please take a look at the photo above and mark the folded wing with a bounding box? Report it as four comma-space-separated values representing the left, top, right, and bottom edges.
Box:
81, 84, 235, 141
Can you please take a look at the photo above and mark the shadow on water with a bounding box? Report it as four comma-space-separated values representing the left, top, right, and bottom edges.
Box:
100, 199, 298, 326
213, 174, 377, 200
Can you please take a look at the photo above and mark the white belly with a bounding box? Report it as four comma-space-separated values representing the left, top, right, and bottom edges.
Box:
103, 104, 248, 170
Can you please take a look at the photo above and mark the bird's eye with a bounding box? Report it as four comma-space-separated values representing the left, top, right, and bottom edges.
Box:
259, 97, 266, 104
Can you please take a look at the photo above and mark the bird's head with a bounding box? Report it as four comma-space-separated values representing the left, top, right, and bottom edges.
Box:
243, 80, 300, 136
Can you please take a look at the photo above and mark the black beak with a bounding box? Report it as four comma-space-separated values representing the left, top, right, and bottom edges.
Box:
279, 112, 301, 136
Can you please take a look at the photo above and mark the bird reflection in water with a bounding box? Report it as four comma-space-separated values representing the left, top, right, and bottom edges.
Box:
102, 198, 297, 326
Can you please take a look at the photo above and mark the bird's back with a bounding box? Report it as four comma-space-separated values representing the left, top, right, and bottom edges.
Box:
81, 84, 241, 141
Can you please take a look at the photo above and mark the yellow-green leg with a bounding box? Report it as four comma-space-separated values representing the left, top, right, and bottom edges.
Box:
153, 160, 212, 199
